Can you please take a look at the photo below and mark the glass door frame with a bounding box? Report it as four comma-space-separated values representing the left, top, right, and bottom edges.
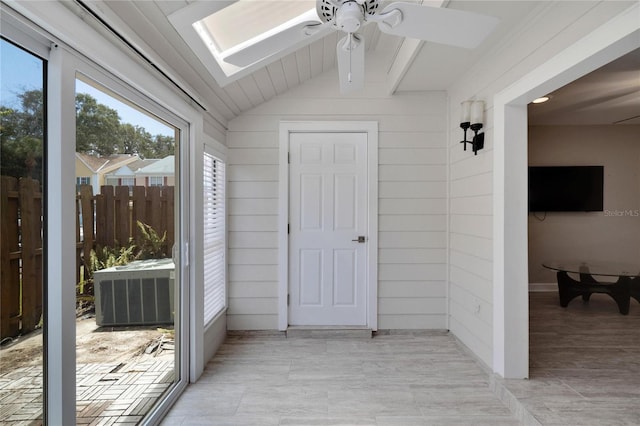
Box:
1, 4, 193, 423
71, 61, 192, 424
0, 10, 50, 424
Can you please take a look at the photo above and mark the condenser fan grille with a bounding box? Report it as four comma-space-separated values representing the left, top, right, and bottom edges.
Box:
317, 0, 380, 23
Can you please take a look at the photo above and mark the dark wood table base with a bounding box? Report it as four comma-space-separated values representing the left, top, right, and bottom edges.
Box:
557, 271, 640, 315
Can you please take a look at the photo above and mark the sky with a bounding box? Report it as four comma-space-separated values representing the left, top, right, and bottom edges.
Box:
1, 39, 43, 108
75, 80, 174, 137
1, 39, 174, 138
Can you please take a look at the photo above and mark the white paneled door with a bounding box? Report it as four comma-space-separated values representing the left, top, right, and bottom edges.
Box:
289, 132, 368, 326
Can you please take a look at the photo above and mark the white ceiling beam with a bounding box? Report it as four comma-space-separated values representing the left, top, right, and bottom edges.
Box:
385, 38, 424, 95
384, 0, 446, 95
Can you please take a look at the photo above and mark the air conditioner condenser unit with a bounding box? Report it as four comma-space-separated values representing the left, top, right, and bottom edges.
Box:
93, 258, 175, 327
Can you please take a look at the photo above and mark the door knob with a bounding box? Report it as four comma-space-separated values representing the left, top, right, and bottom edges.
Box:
352, 236, 366, 243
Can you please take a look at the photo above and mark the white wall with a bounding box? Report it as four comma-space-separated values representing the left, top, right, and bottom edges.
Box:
447, 1, 637, 367
528, 125, 640, 284
227, 55, 448, 330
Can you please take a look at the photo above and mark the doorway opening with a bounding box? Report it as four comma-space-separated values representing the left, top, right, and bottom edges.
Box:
493, 8, 639, 379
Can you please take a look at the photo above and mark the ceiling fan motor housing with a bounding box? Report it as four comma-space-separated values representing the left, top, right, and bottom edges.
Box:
317, 0, 380, 28
337, 2, 364, 32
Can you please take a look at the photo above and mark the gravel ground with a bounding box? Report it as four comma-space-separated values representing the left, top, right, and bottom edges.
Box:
0, 316, 174, 372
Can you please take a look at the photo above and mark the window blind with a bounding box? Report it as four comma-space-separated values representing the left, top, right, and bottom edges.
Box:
203, 151, 226, 326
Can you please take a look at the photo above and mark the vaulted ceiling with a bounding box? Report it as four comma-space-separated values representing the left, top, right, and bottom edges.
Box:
71, 1, 638, 127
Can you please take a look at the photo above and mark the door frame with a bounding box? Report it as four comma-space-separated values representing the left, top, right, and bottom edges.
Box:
278, 121, 378, 331
492, 4, 639, 378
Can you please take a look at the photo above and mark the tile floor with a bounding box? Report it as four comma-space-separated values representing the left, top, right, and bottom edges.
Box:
496, 291, 640, 426
161, 331, 520, 425
162, 291, 640, 426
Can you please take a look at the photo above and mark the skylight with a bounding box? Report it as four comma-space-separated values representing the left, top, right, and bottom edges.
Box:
169, 0, 330, 87
194, 0, 316, 57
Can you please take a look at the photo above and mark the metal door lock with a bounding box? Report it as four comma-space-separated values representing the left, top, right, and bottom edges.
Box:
352, 236, 366, 243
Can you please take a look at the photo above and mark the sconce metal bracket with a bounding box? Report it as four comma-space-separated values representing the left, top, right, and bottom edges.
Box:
472, 132, 484, 155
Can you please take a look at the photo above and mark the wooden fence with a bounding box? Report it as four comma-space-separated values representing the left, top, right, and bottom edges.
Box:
76, 184, 175, 287
1, 178, 174, 339
1, 176, 43, 339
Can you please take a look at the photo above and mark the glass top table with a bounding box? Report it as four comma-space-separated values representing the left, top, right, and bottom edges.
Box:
542, 261, 640, 278
542, 261, 640, 314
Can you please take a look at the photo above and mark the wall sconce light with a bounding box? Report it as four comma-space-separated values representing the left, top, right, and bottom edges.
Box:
460, 100, 485, 155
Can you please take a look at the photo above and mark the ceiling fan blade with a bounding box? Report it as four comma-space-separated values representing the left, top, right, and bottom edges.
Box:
376, 2, 499, 49
223, 21, 326, 67
337, 34, 365, 94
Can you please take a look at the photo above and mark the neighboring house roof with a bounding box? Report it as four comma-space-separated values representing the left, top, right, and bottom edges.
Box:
127, 158, 158, 172
106, 159, 159, 178
76, 152, 140, 174
110, 165, 135, 176
135, 156, 175, 176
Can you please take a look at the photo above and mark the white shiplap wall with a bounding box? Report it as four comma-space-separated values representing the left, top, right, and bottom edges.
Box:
227, 57, 447, 330
446, 1, 637, 367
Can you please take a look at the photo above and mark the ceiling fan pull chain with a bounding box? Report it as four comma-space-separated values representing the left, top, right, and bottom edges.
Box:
348, 33, 353, 83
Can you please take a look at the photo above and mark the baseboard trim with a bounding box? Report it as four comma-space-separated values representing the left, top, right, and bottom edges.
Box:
490, 375, 543, 426
529, 282, 556, 292
451, 334, 541, 425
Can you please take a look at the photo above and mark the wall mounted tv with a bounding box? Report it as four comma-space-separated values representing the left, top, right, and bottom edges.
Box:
528, 166, 604, 212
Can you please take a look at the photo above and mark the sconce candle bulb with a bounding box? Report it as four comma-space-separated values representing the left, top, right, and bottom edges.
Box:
470, 100, 484, 125
459, 100, 473, 151
460, 100, 472, 123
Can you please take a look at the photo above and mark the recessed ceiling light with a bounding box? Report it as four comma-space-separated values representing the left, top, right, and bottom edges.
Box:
532, 96, 550, 104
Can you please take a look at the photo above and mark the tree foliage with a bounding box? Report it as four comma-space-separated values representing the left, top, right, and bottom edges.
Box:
74, 91, 174, 158
0, 89, 44, 180
75, 93, 121, 156
1, 89, 175, 179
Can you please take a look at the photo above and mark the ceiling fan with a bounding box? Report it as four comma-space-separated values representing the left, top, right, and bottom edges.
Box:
222, 0, 499, 93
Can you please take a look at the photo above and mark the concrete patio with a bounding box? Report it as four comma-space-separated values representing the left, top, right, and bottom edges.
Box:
1, 359, 174, 425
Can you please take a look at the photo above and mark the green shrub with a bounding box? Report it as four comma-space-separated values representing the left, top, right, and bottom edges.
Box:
77, 221, 167, 311
135, 221, 167, 260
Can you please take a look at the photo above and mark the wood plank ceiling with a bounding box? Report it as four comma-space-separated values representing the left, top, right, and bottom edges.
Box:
86, 0, 401, 126
73, 1, 638, 128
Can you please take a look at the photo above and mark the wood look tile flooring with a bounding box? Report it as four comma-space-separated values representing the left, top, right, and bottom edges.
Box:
162, 331, 520, 425
497, 291, 640, 426
165, 292, 640, 425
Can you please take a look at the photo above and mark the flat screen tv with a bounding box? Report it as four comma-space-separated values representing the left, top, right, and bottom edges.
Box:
528, 166, 604, 212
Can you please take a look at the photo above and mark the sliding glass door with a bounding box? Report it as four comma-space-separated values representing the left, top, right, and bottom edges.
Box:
0, 37, 46, 424
73, 73, 186, 424
2, 8, 190, 423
